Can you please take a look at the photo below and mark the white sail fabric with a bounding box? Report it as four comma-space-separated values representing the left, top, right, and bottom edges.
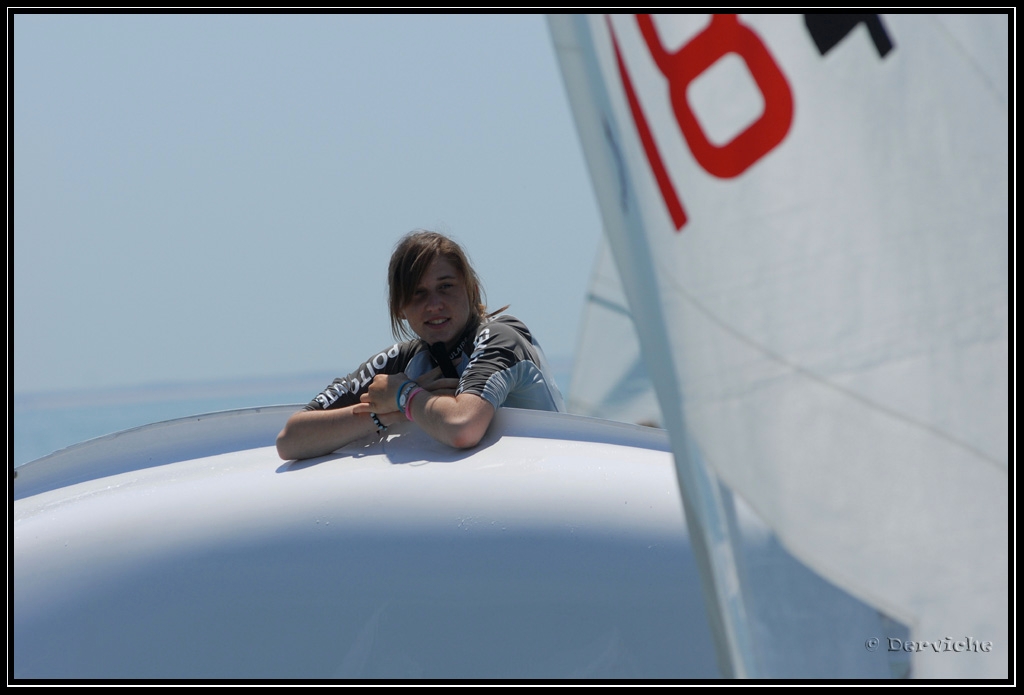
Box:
569, 234, 914, 678
568, 235, 662, 426
550, 14, 1008, 679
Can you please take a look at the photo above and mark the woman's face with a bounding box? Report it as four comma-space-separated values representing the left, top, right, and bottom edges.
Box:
401, 256, 473, 349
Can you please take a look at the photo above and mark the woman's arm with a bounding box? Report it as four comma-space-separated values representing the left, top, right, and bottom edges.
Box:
403, 391, 495, 449
355, 372, 495, 449
277, 367, 458, 461
275, 406, 404, 461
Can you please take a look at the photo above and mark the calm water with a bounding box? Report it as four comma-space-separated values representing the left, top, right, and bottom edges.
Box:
13, 362, 573, 468
12, 373, 329, 468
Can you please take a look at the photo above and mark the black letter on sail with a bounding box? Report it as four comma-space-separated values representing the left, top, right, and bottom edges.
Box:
804, 14, 895, 58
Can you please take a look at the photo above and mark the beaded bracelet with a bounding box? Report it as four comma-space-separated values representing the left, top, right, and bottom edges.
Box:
370, 412, 388, 434
404, 387, 425, 421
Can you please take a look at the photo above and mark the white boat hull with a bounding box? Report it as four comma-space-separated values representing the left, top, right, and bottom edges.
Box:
14, 407, 902, 679
14, 408, 720, 679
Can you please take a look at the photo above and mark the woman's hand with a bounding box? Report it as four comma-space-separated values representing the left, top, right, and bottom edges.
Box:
416, 366, 460, 397
355, 373, 403, 415
355, 368, 460, 416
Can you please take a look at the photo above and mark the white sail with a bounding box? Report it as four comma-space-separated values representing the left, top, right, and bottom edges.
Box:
550, 13, 1008, 679
569, 235, 913, 679
567, 235, 662, 426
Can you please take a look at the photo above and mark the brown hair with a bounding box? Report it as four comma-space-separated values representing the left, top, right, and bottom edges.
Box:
388, 230, 494, 340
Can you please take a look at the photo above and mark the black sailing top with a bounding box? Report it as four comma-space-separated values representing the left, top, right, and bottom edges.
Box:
304, 314, 565, 414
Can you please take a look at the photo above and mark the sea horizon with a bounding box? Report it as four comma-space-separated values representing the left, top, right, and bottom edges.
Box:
13, 357, 574, 468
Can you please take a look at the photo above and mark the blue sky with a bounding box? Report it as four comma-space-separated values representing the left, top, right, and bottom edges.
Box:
13, 13, 603, 396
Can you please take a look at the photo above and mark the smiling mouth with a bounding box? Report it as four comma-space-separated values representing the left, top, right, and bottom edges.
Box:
426, 318, 449, 326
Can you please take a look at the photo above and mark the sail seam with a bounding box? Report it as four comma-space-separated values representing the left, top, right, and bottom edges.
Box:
659, 267, 1005, 471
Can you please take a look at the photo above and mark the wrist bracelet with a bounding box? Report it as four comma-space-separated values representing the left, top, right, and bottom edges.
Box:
370, 412, 388, 434
396, 380, 417, 411
404, 387, 425, 421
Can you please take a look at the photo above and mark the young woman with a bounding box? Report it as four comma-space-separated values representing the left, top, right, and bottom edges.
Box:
276, 230, 564, 460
